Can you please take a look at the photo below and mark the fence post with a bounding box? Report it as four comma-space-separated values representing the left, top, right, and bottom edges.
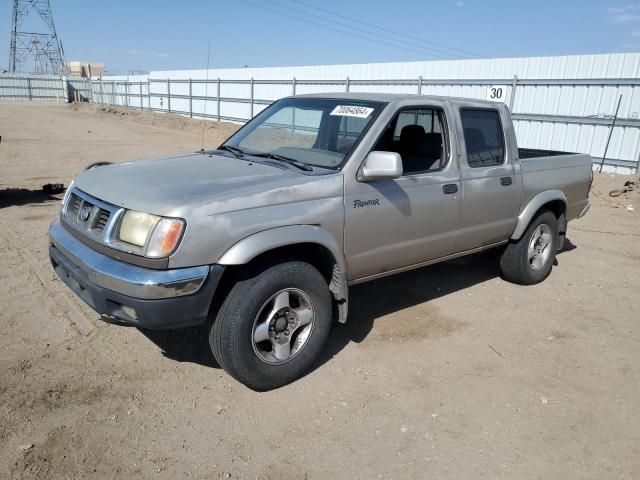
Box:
27, 78, 32, 101
147, 79, 151, 110
292, 77, 297, 132
99, 77, 104, 104
217, 78, 221, 122
125, 81, 129, 108
509, 75, 518, 111
599, 94, 623, 173
418, 75, 423, 95
139, 83, 143, 110
345, 76, 350, 92
167, 79, 171, 113
111, 82, 115, 105
189, 78, 193, 118
62, 75, 68, 103
250, 77, 254, 118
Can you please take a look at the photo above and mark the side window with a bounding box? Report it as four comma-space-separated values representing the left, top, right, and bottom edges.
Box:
393, 110, 441, 140
460, 109, 505, 167
375, 108, 447, 175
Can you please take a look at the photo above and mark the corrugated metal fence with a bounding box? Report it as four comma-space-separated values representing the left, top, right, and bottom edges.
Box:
88, 75, 640, 173
2, 71, 639, 173
0, 73, 93, 102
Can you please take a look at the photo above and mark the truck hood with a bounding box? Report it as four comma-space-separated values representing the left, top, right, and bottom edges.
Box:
73, 153, 341, 217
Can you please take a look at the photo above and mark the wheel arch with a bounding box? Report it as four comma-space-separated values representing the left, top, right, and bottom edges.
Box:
511, 190, 567, 240
217, 226, 349, 323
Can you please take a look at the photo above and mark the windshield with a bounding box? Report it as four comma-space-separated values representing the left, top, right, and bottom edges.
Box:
221, 98, 384, 169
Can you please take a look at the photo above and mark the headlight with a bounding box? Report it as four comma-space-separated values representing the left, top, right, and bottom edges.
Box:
119, 210, 160, 246
118, 210, 185, 258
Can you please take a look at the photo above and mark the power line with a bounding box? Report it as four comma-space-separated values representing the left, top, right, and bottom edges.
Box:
285, 0, 484, 59
236, 0, 457, 60
264, 0, 468, 60
238, 0, 448, 59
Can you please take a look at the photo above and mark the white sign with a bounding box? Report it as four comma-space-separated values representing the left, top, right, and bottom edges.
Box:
330, 105, 374, 118
486, 86, 506, 102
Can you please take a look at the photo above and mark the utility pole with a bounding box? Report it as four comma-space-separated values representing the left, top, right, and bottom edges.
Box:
8, 0, 66, 74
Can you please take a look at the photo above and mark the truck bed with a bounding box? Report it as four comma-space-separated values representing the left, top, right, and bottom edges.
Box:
518, 148, 575, 159
519, 150, 592, 222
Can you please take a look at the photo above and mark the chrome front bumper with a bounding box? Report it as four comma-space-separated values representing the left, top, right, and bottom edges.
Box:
49, 219, 222, 329
49, 220, 208, 300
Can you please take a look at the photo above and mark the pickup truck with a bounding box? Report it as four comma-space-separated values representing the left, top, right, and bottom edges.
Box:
49, 93, 592, 390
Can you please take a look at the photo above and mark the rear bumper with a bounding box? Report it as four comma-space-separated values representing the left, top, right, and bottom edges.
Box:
49, 220, 223, 329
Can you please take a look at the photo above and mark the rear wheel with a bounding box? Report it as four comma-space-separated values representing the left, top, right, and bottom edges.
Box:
210, 261, 332, 391
500, 210, 558, 285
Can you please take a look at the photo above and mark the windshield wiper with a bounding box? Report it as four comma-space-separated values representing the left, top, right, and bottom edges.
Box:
250, 152, 313, 171
217, 145, 245, 158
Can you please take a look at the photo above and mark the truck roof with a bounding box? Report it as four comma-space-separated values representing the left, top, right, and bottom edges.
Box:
290, 91, 499, 105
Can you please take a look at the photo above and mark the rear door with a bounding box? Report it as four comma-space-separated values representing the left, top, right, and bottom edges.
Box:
456, 107, 521, 250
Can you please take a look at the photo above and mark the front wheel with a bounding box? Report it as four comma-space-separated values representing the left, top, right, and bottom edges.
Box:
210, 261, 332, 391
500, 210, 558, 285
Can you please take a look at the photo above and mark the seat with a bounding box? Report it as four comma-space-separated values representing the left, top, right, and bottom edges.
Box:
399, 125, 426, 173
416, 133, 443, 170
399, 126, 444, 173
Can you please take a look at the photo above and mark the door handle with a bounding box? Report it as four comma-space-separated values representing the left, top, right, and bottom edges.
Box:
443, 184, 458, 194
500, 176, 513, 186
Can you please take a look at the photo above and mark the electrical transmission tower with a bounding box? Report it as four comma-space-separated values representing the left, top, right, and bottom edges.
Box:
8, 0, 66, 74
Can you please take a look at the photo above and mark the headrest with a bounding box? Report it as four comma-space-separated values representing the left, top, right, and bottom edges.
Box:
400, 124, 426, 145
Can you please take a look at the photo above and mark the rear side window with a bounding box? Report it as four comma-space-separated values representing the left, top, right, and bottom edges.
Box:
460, 109, 505, 167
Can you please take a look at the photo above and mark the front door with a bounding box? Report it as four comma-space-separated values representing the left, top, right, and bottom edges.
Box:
344, 106, 461, 281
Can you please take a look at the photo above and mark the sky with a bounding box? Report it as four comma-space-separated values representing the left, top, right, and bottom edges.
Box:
1, 0, 640, 74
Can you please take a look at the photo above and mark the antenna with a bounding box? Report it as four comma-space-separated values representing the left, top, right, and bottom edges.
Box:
8, 0, 66, 74
201, 40, 211, 151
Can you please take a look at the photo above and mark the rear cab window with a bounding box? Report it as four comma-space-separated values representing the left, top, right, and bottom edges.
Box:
460, 109, 505, 167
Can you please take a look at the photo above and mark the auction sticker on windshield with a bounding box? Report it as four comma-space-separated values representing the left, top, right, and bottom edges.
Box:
330, 105, 374, 118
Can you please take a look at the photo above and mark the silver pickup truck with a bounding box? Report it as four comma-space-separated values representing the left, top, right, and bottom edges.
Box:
49, 93, 592, 390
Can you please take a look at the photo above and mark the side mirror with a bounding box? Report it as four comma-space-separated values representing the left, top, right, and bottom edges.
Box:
360, 151, 403, 181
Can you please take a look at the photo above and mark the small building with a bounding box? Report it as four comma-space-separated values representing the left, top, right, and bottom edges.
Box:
67, 61, 104, 78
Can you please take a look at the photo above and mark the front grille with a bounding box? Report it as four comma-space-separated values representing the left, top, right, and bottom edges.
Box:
93, 208, 111, 232
62, 188, 121, 243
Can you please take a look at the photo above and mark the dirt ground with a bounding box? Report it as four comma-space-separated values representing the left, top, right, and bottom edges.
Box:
1, 102, 639, 480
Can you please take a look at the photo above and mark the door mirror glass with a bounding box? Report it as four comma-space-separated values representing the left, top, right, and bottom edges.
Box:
360, 151, 403, 181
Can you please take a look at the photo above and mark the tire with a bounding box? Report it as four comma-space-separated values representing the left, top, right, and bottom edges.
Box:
210, 261, 332, 391
85, 161, 112, 170
500, 210, 558, 285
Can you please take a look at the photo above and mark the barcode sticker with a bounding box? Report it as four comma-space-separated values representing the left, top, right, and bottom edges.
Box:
330, 105, 374, 118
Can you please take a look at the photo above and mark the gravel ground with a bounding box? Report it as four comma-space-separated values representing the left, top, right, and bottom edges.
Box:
1, 103, 639, 480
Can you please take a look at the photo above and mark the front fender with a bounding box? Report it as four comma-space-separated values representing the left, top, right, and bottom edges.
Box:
511, 190, 567, 240
218, 225, 341, 265
218, 225, 349, 323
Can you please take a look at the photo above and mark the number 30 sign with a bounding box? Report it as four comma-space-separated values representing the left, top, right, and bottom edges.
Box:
486, 86, 505, 102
